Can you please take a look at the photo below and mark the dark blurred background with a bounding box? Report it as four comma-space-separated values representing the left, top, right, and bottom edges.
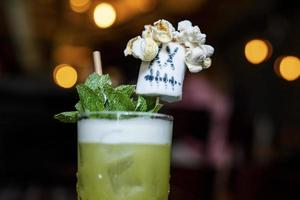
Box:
0, 0, 299, 199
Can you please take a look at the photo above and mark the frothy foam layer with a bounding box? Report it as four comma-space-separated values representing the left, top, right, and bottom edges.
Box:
78, 118, 173, 144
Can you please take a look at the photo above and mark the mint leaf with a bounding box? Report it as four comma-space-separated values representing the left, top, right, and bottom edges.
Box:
85, 73, 112, 91
148, 97, 163, 113
76, 84, 105, 111
75, 101, 84, 112
103, 84, 135, 111
97, 83, 114, 109
142, 96, 156, 111
109, 92, 135, 111
135, 96, 147, 112
54, 111, 78, 123
115, 85, 135, 97
149, 103, 163, 113
97, 84, 135, 111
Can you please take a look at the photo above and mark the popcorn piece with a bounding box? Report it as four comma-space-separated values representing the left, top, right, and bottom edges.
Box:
203, 44, 214, 57
178, 20, 192, 31
152, 19, 175, 43
124, 36, 159, 61
176, 20, 206, 48
124, 36, 139, 57
142, 25, 153, 38
142, 38, 159, 61
185, 45, 214, 73
203, 58, 212, 68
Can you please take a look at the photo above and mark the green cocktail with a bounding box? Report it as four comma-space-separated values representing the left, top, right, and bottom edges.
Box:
77, 112, 173, 200
54, 18, 215, 198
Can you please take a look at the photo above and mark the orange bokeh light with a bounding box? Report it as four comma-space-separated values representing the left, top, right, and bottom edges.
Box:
53, 64, 78, 88
245, 39, 272, 64
277, 56, 300, 81
70, 0, 91, 13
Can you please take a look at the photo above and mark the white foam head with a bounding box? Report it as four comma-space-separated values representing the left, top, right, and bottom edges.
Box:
78, 117, 173, 144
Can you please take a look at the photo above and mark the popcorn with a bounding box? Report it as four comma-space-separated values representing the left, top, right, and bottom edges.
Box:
142, 38, 159, 61
124, 36, 159, 61
202, 44, 214, 57
142, 25, 153, 38
124, 19, 214, 102
185, 44, 214, 73
203, 58, 212, 68
175, 20, 214, 73
124, 36, 139, 57
152, 19, 175, 43
178, 20, 192, 32
176, 20, 206, 48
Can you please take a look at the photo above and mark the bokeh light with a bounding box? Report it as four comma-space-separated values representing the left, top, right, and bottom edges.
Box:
53, 64, 78, 88
245, 39, 272, 64
70, 0, 91, 13
93, 3, 117, 28
276, 56, 300, 81
52, 45, 93, 82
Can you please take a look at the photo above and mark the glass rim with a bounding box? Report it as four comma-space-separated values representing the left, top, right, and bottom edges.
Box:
78, 111, 173, 121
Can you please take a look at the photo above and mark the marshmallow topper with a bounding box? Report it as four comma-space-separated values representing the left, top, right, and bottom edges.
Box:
124, 19, 214, 102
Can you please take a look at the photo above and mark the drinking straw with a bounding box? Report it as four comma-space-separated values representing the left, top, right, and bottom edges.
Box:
93, 51, 103, 75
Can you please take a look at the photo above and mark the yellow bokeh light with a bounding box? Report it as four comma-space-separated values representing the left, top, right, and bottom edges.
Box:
278, 56, 300, 81
70, 0, 91, 13
245, 39, 272, 64
93, 3, 116, 28
53, 64, 78, 88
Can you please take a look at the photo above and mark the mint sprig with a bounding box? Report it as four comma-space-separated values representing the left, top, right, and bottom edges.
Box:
84, 73, 112, 90
54, 111, 78, 123
77, 84, 105, 111
54, 73, 163, 123
135, 96, 147, 112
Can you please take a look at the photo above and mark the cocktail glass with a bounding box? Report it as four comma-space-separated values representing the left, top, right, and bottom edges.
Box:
77, 111, 173, 200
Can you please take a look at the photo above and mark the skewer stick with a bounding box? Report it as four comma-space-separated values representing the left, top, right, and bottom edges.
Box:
93, 51, 102, 75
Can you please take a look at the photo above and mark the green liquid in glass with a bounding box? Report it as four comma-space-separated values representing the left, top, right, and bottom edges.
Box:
78, 143, 171, 200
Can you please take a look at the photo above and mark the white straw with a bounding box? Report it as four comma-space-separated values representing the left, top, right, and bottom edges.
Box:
93, 51, 102, 75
